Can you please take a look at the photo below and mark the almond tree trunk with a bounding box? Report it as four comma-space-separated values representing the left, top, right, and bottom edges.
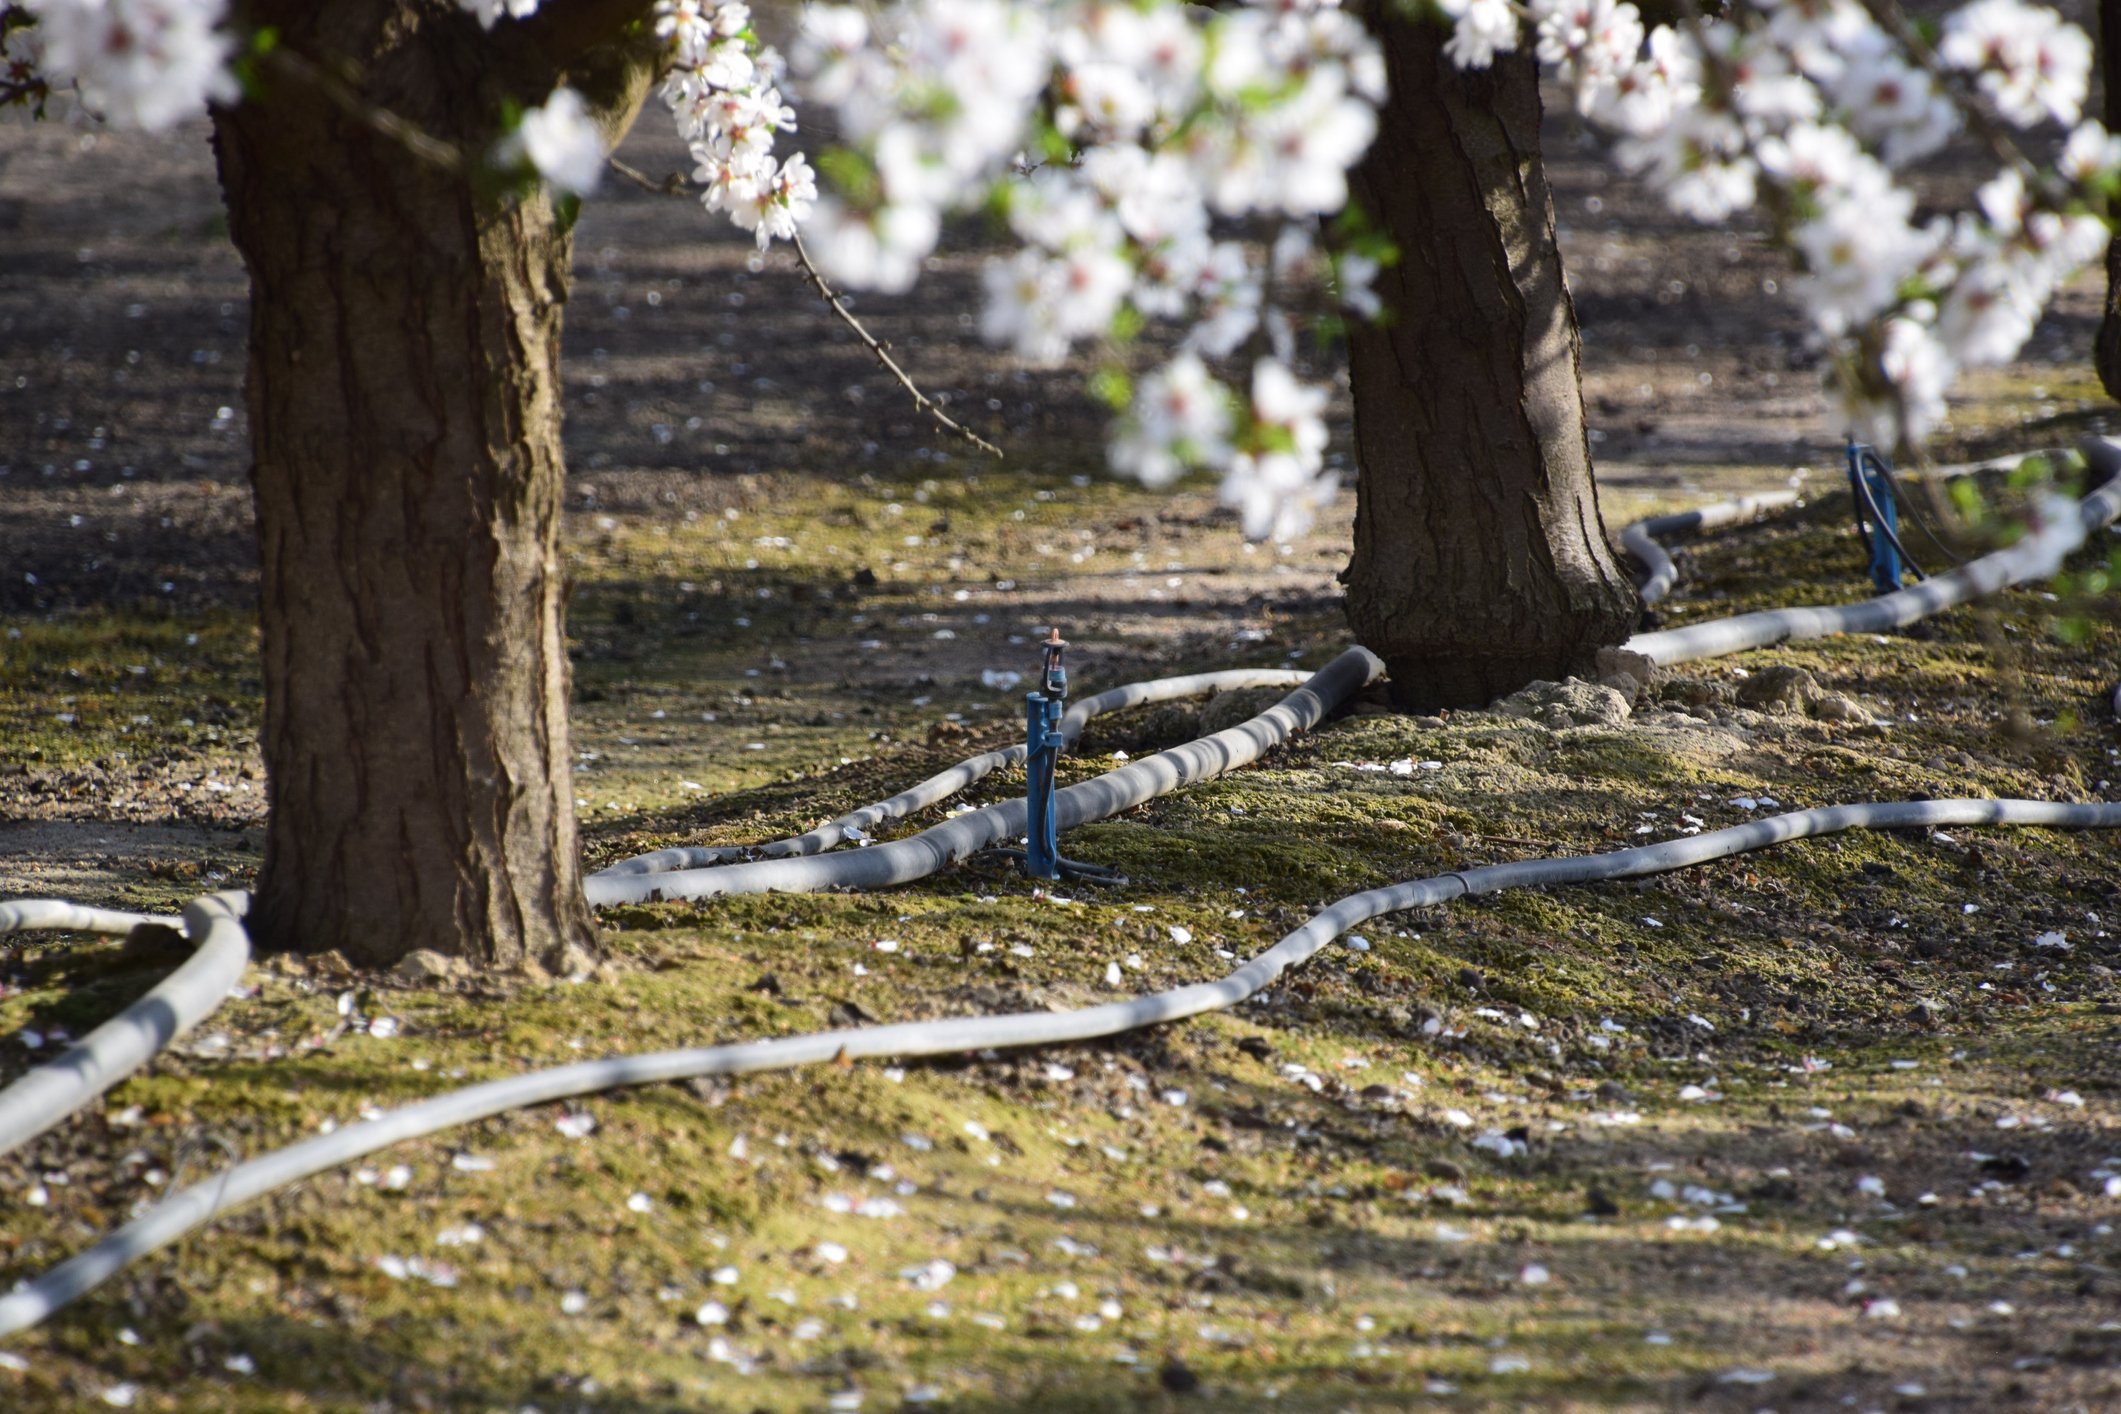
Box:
1341, 17, 1638, 710
211, 2, 651, 969
2095, 0, 2121, 399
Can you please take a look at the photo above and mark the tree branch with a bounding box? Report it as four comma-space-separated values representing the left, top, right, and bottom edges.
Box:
609, 157, 1005, 460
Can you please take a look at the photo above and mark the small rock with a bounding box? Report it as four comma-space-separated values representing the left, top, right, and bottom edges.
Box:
1599, 672, 1645, 704
392, 949, 470, 985
1594, 646, 1657, 700
1159, 1360, 1200, 1395
1735, 665, 1822, 713
1584, 1188, 1621, 1217
1426, 1158, 1467, 1182
308, 950, 356, 980
1493, 678, 1632, 728
1809, 692, 1871, 724
1659, 676, 1733, 708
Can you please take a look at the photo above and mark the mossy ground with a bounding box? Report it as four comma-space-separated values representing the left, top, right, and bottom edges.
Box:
3, 459, 2119, 1414
5, 107, 2121, 1414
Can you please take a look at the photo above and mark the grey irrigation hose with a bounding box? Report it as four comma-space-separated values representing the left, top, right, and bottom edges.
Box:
8, 443, 2112, 1339
0, 900, 182, 936
0, 892, 250, 1159
4, 796, 2115, 1338
1624, 436, 2121, 666
1619, 445, 2078, 609
583, 648, 1385, 904
1621, 491, 1801, 607
0, 665, 1343, 1177
595, 667, 1316, 878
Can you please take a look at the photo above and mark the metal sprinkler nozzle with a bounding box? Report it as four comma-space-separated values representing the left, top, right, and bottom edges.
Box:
1040, 627, 1068, 700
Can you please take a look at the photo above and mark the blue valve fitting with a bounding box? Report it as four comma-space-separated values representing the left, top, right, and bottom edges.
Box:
1846, 440, 1905, 594
1024, 629, 1067, 880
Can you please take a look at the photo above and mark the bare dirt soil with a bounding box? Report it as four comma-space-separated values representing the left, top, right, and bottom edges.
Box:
0, 93, 2118, 1414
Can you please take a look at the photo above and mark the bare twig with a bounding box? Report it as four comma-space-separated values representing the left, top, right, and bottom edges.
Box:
609, 158, 1004, 459
608, 156, 686, 195
793, 233, 1005, 459
0, 77, 49, 112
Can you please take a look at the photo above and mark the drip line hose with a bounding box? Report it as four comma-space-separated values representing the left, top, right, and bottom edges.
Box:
3, 435, 2117, 1339
594, 667, 1317, 879
0, 893, 249, 1161
584, 648, 1385, 905
1, 798, 2113, 1338
1621, 491, 1801, 607
1625, 438, 2121, 666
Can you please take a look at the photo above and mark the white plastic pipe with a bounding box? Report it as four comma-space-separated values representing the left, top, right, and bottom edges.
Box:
1626, 441, 2121, 665
0, 901, 182, 936
0, 892, 250, 1158
584, 648, 1385, 904
0, 665, 1344, 1169
595, 667, 1314, 877
3, 797, 2112, 1338
3, 439, 2114, 1337
1621, 491, 1801, 607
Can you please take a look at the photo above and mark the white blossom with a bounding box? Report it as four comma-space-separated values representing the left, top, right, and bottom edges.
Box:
504, 86, 605, 196
1938, 0, 2090, 128
1438, 0, 1519, 70
24, 0, 236, 130
1111, 353, 1234, 489
459, 0, 541, 28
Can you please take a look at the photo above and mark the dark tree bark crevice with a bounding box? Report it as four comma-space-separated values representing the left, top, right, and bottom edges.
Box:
2096, 0, 2121, 400
1341, 16, 1638, 711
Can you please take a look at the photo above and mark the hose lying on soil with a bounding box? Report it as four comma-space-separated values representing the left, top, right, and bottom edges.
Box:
1, 797, 2112, 1339
2, 437, 2115, 1338
594, 666, 1316, 878
0, 666, 1349, 1161
1621, 491, 1801, 607
584, 648, 1383, 904
0, 893, 249, 1161
1624, 439, 2121, 665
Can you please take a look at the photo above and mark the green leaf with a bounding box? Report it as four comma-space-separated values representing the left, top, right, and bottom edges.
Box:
1089, 366, 1133, 414
1037, 123, 1074, 165
555, 192, 583, 235
816, 146, 880, 208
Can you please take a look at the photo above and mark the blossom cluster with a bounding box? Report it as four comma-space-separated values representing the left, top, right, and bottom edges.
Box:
9, 0, 2117, 536
654, 0, 816, 246
1444, 0, 2116, 448
13, 0, 233, 130
763, 0, 1387, 539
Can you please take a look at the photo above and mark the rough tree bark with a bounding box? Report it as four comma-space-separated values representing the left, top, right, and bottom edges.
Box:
1341, 16, 1639, 711
211, 1, 654, 969
2096, 0, 2121, 398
